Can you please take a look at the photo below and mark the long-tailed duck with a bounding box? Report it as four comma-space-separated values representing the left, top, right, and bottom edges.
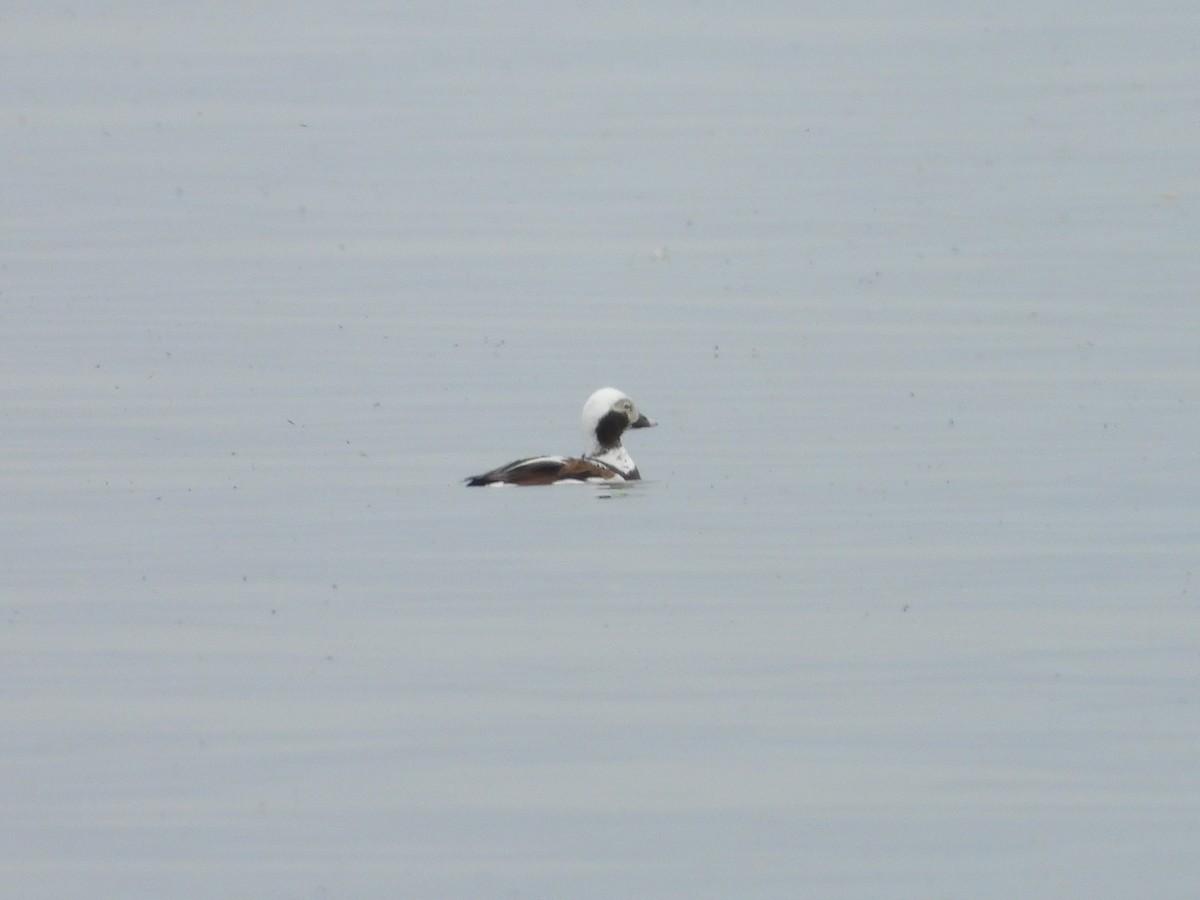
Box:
466, 387, 656, 486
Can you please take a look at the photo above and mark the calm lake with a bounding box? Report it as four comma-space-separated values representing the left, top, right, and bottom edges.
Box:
3, 2, 1198, 897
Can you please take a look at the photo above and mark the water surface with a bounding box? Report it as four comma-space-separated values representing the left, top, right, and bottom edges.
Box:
2, 2, 1198, 897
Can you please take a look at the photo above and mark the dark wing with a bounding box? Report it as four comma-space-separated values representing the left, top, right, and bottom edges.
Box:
465, 455, 621, 486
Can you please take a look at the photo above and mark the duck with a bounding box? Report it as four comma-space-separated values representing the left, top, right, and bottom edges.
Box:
466, 387, 657, 486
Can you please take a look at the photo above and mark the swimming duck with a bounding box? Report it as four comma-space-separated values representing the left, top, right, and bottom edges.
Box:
466, 387, 656, 486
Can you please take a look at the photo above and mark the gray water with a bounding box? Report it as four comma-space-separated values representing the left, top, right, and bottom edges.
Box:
3, 3, 1198, 897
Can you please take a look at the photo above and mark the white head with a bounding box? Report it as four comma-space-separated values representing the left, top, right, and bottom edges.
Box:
581, 387, 656, 457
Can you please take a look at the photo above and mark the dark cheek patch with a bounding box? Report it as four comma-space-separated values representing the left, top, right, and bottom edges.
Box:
593, 410, 627, 449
